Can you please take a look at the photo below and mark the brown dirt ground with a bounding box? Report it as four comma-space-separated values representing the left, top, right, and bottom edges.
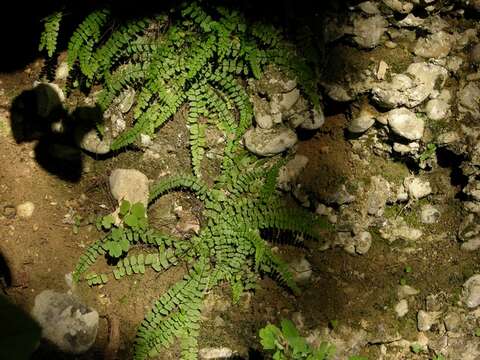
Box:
1, 60, 480, 360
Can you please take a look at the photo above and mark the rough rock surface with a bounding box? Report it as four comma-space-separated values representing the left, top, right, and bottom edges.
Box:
387, 108, 424, 140
243, 126, 297, 156
109, 169, 149, 207
31, 290, 99, 354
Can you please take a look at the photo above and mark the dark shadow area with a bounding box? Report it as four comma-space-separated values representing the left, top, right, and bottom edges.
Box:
31, 341, 105, 360
0, 293, 41, 360
436, 146, 469, 192
230, 348, 265, 359
9, 85, 110, 182
0, 252, 12, 290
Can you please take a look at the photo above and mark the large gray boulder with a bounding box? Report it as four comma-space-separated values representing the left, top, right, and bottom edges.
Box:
31, 290, 99, 354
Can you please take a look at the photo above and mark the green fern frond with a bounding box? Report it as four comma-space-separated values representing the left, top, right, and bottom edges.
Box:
67, 9, 110, 69
39, 11, 63, 57
149, 174, 210, 204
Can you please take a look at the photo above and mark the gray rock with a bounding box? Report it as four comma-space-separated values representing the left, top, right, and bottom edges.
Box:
383, 0, 414, 13
73, 107, 112, 154
420, 205, 440, 224
366, 176, 393, 216
393, 142, 419, 154
414, 31, 454, 59
109, 169, 149, 207
352, 14, 388, 48
31, 290, 98, 354
55, 61, 69, 81
353, 231, 372, 254
243, 126, 297, 156
425, 99, 450, 120
76, 128, 112, 155
358, 1, 380, 14
289, 257, 312, 284
274, 88, 300, 112
371, 62, 447, 109
444, 312, 462, 331
277, 154, 309, 190
16, 201, 35, 219
397, 14, 425, 28
471, 43, 480, 64
461, 237, 480, 251
33, 82, 65, 118
300, 108, 325, 130
397, 285, 420, 299
404, 176, 432, 199
437, 131, 460, 144
463, 274, 480, 308
348, 110, 376, 133
387, 108, 424, 140
199, 347, 233, 359
395, 299, 409, 317
252, 65, 297, 95
252, 96, 274, 129
417, 310, 441, 331
458, 82, 480, 119
380, 217, 423, 242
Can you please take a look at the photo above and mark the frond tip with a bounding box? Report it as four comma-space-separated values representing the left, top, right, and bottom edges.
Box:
39, 11, 63, 57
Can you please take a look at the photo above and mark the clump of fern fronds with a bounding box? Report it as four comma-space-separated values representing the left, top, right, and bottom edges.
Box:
39, 1, 321, 176
73, 153, 325, 360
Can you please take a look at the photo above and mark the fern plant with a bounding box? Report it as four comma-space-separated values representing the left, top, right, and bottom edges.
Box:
73, 152, 326, 360
39, 1, 321, 177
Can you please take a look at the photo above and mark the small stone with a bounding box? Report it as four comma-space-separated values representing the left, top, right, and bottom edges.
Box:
437, 131, 460, 144
31, 290, 99, 354
387, 108, 424, 141
356, 231, 372, 254
395, 299, 409, 317
414, 31, 454, 59
278, 88, 300, 112
471, 43, 480, 64
300, 107, 325, 130
352, 14, 388, 49
461, 237, 480, 251
109, 169, 149, 207
199, 347, 233, 359
397, 285, 420, 299
348, 110, 376, 133
55, 61, 69, 81
458, 82, 480, 118
289, 257, 312, 284
377, 60, 388, 80
417, 310, 441, 331
463, 274, 480, 308
76, 128, 111, 154
366, 176, 393, 216
16, 201, 35, 219
420, 205, 440, 224
358, 1, 380, 14
425, 99, 450, 120
444, 312, 461, 331
383, 0, 414, 13
404, 176, 432, 200
243, 126, 297, 156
